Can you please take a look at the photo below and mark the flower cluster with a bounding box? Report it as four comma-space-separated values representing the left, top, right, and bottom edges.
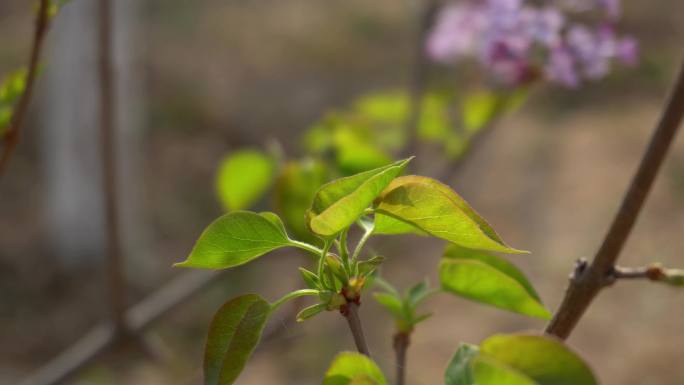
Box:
427, 0, 638, 88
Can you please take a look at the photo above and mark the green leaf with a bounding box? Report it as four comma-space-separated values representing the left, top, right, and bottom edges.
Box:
462, 90, 501, 133
441, 245, 548, 319
444, 343, 480, 385
372, 292, 405, 319
216, 150, 274, 211
471, 356, 539, 385
274, 159, 327, 243
480, 334, 599, 385
0, 69, 27, 105
353, 91, 408, 125
444, 245, 541, 302
374, 176, 525, 253
204, 294, 270, 385
296, 302, 328, 322
323, 352, 388, 385
357, 255, 385, 276
333, 124, 393, 174
439, 256, 550, 319
347, 376, 382, 385
299, 267, 320, 289
0, 105, 12, 135
175, 211, 294, 269
407, 279, 430, 307
308, 158, 412, 237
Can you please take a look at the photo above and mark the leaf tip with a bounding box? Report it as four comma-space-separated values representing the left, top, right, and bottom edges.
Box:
173, 260, 191, 268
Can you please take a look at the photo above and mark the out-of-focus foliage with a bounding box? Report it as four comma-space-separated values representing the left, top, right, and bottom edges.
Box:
372, 277, 434, 333
274, 159, 327, 244
0, 69, 28, 135
445, 334, 598, 385
216, 150, 275, 211
323, 352, 388, 385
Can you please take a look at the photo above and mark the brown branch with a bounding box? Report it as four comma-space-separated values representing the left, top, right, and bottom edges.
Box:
546, 59, 684, 340
0, 0, 52, 177
609, 264, 684, 285
342, 302, 371, 356
393, 331, 410, 385
97, 0, 128, 334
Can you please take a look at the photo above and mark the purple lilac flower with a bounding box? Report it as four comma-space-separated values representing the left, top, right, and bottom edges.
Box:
426, 0, 637, 88
546, 46, 580, 87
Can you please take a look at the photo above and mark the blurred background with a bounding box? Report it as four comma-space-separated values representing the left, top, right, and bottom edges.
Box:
1, 0, 683, 384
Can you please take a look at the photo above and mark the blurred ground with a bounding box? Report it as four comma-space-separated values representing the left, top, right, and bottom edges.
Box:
1, 0, 683, 384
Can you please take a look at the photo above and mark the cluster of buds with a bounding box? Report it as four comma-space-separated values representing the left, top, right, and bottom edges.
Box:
427, 0, 638, 88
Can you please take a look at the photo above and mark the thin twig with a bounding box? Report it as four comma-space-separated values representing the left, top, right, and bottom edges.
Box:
98, 0, 127, 335
403, 0, 441, 158
393, 331, 410, 385
343, 302, 371, 356
546, 59, 684, 340
0, 0, 52, 178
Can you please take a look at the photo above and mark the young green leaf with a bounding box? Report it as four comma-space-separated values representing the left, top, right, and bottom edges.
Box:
308, 158, 412, 237
299, 267, 320, 289
443, 245, 546, 313
444, 343, 480, 385
480, 334, 598, 385
471, 356, 538, 385
372, 292, 405, 319
204, 294, 270, 385
439, 255, 550, 319
374, 176, 525, 254
175, 211, 296, 269
407, 279, 431, 307
296, 302, 328, 322
216, 150, 274, 211
323, 352, 388, 385
357, 255, 385, 276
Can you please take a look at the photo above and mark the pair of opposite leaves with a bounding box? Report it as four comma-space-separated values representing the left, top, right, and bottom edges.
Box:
179, 158, 523, 270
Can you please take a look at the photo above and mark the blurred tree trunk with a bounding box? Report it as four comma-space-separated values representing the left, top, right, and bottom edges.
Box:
42, 0, 145, 268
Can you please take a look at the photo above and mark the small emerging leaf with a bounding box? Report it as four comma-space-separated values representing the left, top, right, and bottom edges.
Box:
308, 158, 411, 237
323, 352, 388, 385
407, 279, 430, 307
372, 292, 405, 319
471, 356, 538, 385
175, 211, 294, 269
299, 267, 320, 289
480, 334, 599, 385
216, 150, 274, 211
444, 343, 479, 385
374, 176, 524, 254
204, 294, 270, 385
297, 303, 328, 322
357, 255, 385, 276
440, 247, 550, 319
